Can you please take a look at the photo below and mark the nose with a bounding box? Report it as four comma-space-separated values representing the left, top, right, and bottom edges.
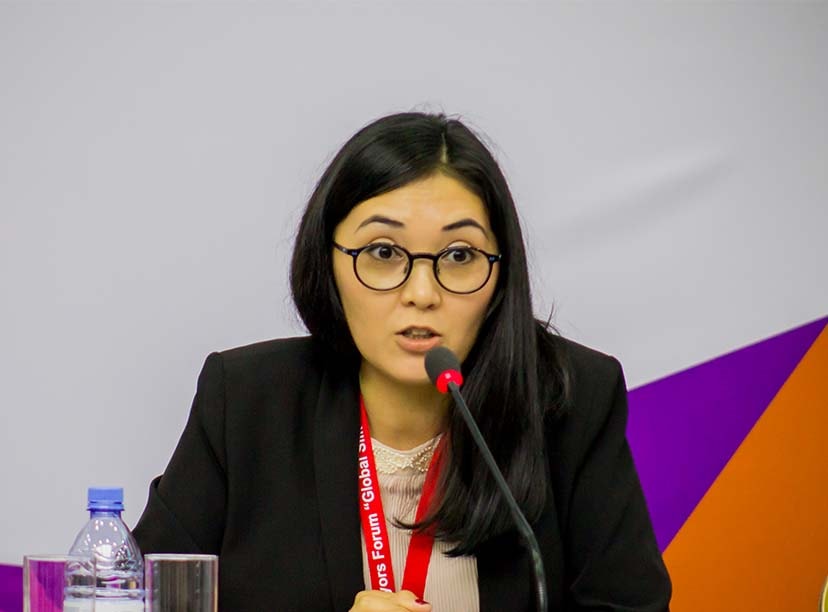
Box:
399, 259, 442, 309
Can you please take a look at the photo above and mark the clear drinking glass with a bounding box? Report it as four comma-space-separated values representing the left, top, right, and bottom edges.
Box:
144, 554, 218, 612
23, 555, 96, 612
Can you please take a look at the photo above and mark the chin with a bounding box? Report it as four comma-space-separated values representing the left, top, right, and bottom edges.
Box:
396, 371, 433, 388
384, 362, 433, 388
361, 348, 440, 388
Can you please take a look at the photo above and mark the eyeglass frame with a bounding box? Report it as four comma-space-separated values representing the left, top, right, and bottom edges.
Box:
332, 241, 502, 294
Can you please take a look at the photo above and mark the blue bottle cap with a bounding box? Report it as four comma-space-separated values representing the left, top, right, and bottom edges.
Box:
87, 487, 124, 511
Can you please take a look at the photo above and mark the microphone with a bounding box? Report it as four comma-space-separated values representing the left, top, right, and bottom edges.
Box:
424, 346, 548, 612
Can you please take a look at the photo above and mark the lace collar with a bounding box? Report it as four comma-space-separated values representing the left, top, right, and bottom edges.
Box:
371, 434, 443, 475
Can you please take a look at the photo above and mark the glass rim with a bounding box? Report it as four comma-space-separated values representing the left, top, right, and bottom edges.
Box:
144, 553, 218, 562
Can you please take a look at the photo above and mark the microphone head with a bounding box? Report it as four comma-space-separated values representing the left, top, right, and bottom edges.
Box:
425, 346, 464, 393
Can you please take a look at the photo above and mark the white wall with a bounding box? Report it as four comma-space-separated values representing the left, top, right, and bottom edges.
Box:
1, 1, 826, 564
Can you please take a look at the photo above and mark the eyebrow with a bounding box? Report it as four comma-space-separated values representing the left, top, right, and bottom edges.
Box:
442, 218, 490, 238
357, 215, 404, 230
357, 215, 490, 238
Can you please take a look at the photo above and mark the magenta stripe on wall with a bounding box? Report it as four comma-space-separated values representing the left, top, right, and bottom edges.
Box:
0, 564, 22, 612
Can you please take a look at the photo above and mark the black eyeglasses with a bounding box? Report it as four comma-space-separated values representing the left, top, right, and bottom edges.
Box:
333, 242, 501, 294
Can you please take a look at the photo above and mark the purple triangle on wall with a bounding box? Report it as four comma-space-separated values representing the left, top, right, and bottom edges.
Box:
626, 316, 827, 552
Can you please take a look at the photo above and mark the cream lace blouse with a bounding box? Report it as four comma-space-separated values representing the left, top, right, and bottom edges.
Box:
359, 435, 480, 612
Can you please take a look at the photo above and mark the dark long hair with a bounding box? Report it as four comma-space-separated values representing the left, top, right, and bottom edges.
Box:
290, 112, 570, 554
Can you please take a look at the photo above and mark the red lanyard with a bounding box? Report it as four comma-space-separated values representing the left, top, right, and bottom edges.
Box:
358, 396, 444, 599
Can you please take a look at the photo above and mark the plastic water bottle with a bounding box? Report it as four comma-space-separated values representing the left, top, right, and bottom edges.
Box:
66, 487, 144, 612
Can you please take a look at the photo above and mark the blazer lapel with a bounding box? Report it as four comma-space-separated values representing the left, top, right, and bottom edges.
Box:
313, 364, 364, 611
477, 532, 533, 612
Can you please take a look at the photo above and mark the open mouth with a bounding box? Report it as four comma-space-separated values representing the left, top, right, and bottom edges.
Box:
399, 327, 439, 340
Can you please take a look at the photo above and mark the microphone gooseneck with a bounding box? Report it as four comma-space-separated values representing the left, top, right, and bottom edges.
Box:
424, 347, 548, 612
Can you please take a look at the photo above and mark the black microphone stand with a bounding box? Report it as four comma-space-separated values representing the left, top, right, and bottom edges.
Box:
446, 381, 548, 612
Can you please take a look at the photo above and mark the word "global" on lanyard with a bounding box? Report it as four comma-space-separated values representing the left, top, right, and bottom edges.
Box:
357, 396, 444, 599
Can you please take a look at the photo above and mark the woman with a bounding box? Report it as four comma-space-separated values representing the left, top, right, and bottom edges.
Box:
133, 112, 671, 611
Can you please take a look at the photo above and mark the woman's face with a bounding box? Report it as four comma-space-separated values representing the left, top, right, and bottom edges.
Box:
332, 172, 500, 388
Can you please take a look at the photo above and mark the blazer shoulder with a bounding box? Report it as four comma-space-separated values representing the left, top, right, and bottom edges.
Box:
200, 336, 326, 401
553, 334, 623, 396
215, 336, 318, 372
543, 335, 627, 455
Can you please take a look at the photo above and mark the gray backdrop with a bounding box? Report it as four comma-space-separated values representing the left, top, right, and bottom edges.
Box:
1, 1, 826, 564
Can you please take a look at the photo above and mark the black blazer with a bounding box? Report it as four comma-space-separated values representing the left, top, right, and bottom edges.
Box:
133, 336, 671, 611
